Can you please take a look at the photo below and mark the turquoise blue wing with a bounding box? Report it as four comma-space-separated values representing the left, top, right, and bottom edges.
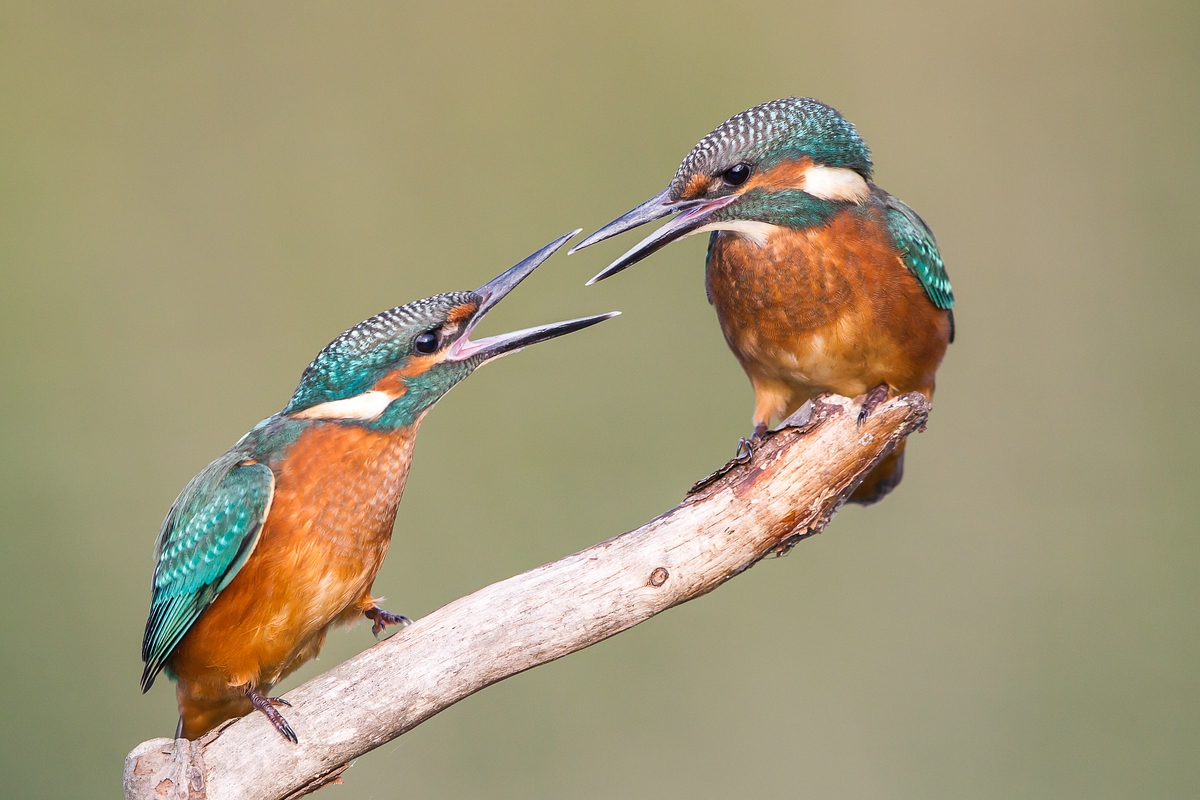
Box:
140, 457, 274, 691
884, 195, 955, 311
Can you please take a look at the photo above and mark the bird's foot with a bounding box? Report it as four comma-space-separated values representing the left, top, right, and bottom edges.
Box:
246, 688, 297, 743
364, 606, 413, 639
689, 424, 769, 495
734, 423, 770, 463
857, 384, 890, 426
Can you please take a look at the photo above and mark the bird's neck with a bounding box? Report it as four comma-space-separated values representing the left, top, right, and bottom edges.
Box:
282, 421, 418, 485
725, 188, 846, 232
247, 412, 426, 474
702, 159, 873, 242
287, 362, 471, 433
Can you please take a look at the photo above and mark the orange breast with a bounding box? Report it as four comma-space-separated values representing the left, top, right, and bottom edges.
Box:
706, 207, 951, 424
168, 422, 417, 699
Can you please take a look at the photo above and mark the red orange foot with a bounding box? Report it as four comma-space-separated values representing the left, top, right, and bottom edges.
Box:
364, 607, 413, 639
857, 384, 890, 426
246, 688, 297, 743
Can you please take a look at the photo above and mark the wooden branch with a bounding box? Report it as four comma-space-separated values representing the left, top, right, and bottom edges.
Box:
124, 392, 930, 800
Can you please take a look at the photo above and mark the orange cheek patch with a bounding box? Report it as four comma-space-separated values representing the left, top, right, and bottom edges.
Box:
743, 157, 814, 193
373, 337, 463, 393
370, 369, 411, 396
396, 353, 448, 379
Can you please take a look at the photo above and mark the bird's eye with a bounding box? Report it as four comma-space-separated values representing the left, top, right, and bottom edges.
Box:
413, 331, 439, 354
722, 164, 752, 187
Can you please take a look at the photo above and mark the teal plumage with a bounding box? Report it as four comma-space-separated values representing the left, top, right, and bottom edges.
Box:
141, 293, 497, 693
574, 97, 956, 504
140, 232, 617, 741
141, 453, 275, 691
671, 97, 873, 184
284, 293, 477, 417
710, 187, 840, 230
883, 195, 955, 312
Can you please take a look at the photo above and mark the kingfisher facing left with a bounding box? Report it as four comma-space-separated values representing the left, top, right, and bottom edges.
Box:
141, 232, 616, 742
572, 98, 954, 504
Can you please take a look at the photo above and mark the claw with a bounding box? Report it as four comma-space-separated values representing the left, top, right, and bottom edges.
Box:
364, 606, 413, 639
736, 422, 770, 462
247, 688, 298, 743
735, 423, 769, 462
857, 384, 890, 426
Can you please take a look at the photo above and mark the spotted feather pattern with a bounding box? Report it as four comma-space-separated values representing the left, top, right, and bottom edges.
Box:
287, 291, 478, 413
670, 97, 873, 199
884, 195, 955, 310
141, 456, 275, 691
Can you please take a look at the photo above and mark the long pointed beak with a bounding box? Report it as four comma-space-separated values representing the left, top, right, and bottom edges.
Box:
570, 189, 737, 285
447, 231, 619, 362
447, 312, 620, 363
568, 189, 682, 253
473, 229, 581, 318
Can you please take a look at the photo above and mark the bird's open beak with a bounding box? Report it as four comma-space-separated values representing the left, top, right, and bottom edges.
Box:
447, 230, 619, 363
569, 188, 738, 285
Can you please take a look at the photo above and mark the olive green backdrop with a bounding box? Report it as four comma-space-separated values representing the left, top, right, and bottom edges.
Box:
2, 2, 1197, 798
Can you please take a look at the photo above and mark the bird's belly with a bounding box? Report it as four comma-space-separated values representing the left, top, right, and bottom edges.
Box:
169, 424, 414, 696
168, 506, 394, 695
732, 319, 880, 399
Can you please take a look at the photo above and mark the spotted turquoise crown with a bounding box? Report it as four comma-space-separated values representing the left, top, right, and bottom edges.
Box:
285, 292, 477, 415
669, 97, 873, 199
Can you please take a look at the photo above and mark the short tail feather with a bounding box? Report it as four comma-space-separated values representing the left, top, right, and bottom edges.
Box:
848, 446, 905, 505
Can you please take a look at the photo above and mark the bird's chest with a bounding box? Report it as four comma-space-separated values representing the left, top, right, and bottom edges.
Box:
704, 215, 902, 385
259, 424, 417, 605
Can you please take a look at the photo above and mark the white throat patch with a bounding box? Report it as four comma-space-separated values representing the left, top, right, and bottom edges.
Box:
291, 390, 398, 421
691, 219, 781, 247
801, 165, 870, 203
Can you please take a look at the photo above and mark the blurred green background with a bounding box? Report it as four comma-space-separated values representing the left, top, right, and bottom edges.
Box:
2, 1, 1198, 797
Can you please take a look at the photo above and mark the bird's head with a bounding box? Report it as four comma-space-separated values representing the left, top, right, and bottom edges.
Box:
572, 97, 874, 282
284, 232, 617, 429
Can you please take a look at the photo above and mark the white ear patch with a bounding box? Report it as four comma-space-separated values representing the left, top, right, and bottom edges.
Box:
691, 219, 782, 247
801, 165, 870, 203
292, 390, 398, 421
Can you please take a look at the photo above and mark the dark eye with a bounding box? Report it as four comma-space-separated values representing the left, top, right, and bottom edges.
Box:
413, 331, 439, 354
722, 164, 751, 186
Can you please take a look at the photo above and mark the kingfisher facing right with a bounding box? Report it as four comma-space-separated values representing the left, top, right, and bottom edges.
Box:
141, 233, 616, 741
572, 97, 954, 504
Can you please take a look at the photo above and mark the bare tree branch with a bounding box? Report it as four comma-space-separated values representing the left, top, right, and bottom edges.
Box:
124, 392, 930, 800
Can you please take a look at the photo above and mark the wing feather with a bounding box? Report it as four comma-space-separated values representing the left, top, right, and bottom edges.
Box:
140, 457, 274, 691
884, 195, 955, 312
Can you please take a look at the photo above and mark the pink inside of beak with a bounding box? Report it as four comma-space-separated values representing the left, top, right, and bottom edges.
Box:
446, 311, 490, 361
680, 194, 738, 224
447, 331, 501, 361
642, 194, 740, 247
